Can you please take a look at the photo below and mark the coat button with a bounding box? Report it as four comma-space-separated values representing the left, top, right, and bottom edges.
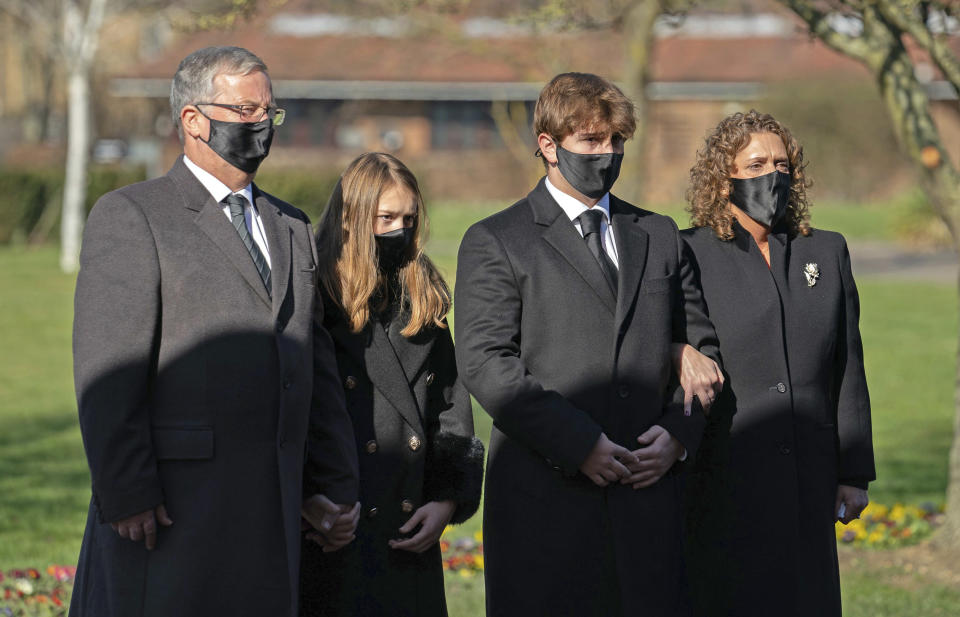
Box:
776, 382, 787, 393
367, 506, 378, 518
425, 372, 436, 386
779, 444, 792, 455
344, 376, 357, 390
401, 499, 414, 513
617, 384, 630, 399
408, 435, 422, 451
283, 380, 292, 390
365, 440, 378, 454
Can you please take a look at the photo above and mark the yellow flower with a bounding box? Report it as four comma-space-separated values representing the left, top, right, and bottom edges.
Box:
867, 529, 885, 544
890, 504, 907, 524
861, 503, 888, 520
473, 530, 483, 543
475, 555, 484, 570
458, 569, 475, 578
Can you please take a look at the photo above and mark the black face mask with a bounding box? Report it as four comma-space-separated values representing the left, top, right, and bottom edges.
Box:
375, 227, 414, 273
555, 145, 623, 199
199, 111, 274, 173
730, 170, 791, 228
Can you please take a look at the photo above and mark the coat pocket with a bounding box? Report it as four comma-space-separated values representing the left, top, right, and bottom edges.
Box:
641, 275, 671, 294
152, 426, 214, 460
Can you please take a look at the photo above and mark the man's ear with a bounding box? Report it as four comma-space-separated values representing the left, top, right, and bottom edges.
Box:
537, 133, 559, 166
181, 106, 205, 140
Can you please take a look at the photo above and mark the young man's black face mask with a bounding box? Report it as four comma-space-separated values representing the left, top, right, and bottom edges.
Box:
554, 144, 623, 199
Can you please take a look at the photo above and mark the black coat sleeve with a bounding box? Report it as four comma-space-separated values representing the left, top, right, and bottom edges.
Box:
421, 324, 484, 525
834, 237, 875, 487
658, 222, 720, 461
74, 191, 164, 523
454, 221, 603, 475
303, 221, 360, 504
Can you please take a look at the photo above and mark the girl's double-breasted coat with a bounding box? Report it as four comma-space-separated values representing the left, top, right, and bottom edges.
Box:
681, 223, 875, 617
299, 294, 484, 617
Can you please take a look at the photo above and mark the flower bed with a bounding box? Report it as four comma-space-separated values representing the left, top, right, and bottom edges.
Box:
440, 529, 484, 577
1, 566, 75, 616
835, 502, 945, 547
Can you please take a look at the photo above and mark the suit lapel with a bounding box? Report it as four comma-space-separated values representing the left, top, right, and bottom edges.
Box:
610, 198, 649, 337
367, 323, 424, 434
530, 180, 616, 315
168, 158, 271, 308
254, 187, 291, 318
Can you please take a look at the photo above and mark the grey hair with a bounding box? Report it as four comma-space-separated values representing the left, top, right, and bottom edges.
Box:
170, 46, 270, 141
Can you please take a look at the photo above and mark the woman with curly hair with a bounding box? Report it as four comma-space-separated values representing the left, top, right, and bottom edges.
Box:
680, 111, 875, 616
299, 152, 484, 617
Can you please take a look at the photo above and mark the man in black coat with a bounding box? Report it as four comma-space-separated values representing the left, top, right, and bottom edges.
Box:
69, 46, 358, 617
454, 73, 721, 616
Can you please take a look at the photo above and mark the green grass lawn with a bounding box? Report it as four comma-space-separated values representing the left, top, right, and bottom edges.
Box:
1, 196, 958, 615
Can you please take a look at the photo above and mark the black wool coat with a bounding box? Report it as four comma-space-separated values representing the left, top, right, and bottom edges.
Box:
454, 179, 720, 617
69, 157, 359, 617
681, 223, 875, 617
300, 294, 484, 617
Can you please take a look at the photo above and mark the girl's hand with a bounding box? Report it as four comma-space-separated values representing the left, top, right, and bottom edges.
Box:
388, 500, 456, 553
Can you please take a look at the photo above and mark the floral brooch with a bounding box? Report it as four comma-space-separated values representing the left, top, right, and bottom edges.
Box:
803, 262, 820, 287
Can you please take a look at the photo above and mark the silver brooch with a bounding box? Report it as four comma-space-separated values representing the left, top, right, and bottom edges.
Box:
803, 262, 820, 287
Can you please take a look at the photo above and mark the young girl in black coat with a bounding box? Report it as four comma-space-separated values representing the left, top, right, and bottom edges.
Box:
299, 152, 484, 617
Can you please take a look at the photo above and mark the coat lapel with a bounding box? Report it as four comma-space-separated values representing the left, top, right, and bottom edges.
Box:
530, 180, 617, 315
366, 323, 425, 434
387, 316, 435, 384
254, 186, 291, 318
609, 198, 649, 337
168, 158, 272, 309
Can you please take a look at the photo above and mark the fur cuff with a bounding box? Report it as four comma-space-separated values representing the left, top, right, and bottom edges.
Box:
423, 432, 485, 525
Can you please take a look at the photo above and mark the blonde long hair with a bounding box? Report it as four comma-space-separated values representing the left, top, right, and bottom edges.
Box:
316, 152, 450, 336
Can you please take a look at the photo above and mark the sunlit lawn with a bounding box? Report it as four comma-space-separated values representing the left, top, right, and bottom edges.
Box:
1, 198, 958, 615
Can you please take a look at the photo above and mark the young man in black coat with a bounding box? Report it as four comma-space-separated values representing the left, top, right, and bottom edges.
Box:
454, 73, 722, 617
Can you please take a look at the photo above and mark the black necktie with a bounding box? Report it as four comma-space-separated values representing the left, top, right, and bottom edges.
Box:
578, 209, 618, 294
223, 194, 271, 296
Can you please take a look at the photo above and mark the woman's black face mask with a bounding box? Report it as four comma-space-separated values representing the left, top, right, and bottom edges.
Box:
730, 170, 791, 228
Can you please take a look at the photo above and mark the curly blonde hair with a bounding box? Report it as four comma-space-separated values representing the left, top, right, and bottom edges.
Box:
686, 110, 812, 240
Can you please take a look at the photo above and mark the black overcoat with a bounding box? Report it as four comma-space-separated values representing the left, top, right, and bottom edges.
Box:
681, 223, 875, 617
454, 179, 720, 617
69, 157, 359, 617
300, 294, 484, 617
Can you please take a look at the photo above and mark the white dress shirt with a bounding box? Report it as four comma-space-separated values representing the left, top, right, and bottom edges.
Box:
183, 155, 271, 268
544, 176, 618, 269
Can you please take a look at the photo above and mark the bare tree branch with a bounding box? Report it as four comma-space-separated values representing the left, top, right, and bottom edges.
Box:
780, 0, 874, 61
877, 0, 960, 95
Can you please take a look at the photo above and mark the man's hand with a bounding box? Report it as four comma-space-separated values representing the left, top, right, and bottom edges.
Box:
671, 343, 724, 415
622, 425, 683, 489
389, 500, 456, 554
110, 504, 173, 551
302, 495, 359, 552
835, 485, 869, 524
579, 433, 636, 487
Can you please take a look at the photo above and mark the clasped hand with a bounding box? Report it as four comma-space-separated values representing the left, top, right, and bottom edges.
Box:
672, 343, 724, 415
302, 494, 360, 552
579, 428, 683, 489
389, 500, 456, 554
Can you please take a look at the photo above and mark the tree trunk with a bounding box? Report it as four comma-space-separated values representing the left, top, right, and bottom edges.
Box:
60, 65, 90, 273
619, 0, 661, 204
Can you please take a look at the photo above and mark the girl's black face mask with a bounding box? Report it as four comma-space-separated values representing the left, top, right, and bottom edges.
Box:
375, 227, 414, 273
730, 170, 791, 228
199, 111, 274, 174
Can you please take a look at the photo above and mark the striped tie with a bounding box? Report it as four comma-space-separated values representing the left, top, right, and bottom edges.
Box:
223, 194, 271, 296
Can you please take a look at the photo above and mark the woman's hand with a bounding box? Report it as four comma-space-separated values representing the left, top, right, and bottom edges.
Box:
835, 485, 869, 524
388, 500, 456, 554
671, 343, 724, 415
303, 496, 360, 552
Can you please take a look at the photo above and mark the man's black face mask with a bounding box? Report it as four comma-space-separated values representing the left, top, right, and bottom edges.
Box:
199, 110, 274, 174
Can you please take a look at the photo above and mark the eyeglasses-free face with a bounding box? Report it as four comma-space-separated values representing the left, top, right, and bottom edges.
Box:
195, 102, 286, 126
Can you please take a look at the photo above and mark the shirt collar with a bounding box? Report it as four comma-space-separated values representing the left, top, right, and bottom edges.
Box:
183, 155, 255, 208
544, 176, 611, 224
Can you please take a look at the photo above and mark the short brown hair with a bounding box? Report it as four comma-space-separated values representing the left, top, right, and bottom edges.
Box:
533, 72, 637, 144
686, 110, 812, 240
